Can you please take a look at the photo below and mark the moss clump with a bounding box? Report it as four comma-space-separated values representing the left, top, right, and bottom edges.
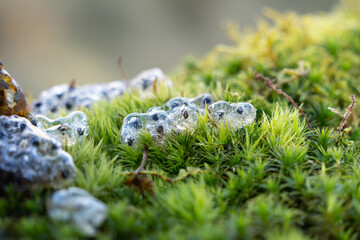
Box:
2, 1, 360, 239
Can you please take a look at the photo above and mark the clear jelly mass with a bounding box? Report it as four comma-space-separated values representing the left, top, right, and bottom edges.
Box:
120, 94, 256, 147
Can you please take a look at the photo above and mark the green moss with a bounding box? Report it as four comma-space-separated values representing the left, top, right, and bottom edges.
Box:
2, 1, 360, 239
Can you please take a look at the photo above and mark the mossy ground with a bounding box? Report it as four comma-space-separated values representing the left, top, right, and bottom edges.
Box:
2, 1, 360, 239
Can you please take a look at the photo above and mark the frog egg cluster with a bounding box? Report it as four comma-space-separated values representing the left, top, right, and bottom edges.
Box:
34, 111, 89, 146
47, 187, 108, 237
0, 115, 76, 188
32, 68, 172, 115
120, 94, 257, 146
121, 110, 172, 146
208, 101, 257, 128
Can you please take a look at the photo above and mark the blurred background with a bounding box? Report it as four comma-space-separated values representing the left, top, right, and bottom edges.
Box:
0, 0, 338, 96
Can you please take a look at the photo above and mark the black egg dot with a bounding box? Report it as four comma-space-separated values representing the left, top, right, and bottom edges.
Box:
65, 102, 72, 110
183, 111, 189, 119
152, 114, 159, 121
56, 93, 64, 99
20, 123, 26, 131
58, 126, 67, 133
30, 119, 37, 126
34, 102, 42, 108
171, 103, 179, 109
77, 128, 84, 136
61, 169, 69, 178
127, 138, 134, 146
237, 107, 244, 115
52, 144, 59, 151
32, 140, 40, 146
218, 111, 225, 118
202, 97, 212, 105
156, 125, 164, 134
50, 106, 57, 113
142, 79, 150, 90
130, 120, 141, 129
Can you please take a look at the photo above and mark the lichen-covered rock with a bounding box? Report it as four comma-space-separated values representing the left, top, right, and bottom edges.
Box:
32, 68, 172, 115
47, 187, 108, 237
34, 111, 89, 146
208, 101, 256, 129
0, 115, 76, 188
120, 110, 172, 146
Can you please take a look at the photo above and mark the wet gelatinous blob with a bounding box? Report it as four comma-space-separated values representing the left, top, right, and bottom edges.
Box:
152, 94, 213, 115
130, 68, 172, 90
47, 187, 108, 237
32, 68, 172, 115
0, 60, 31, 118
122, 94, 214, 146
168, 105, 200, 132
151, 94, 212, 132
31, 81, 127, 115
0, 115, 76, 188
120, 110, 172, 146
208, 100, 256, 129
189, 93, 214, 109
34, 111, 89, 146
120, 93, 256, 146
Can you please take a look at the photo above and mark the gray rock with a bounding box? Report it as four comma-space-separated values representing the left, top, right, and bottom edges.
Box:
47, 187, 108, 237
0, 115, 76, 188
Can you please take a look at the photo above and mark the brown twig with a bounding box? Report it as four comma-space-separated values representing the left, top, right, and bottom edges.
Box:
336, 94, 356, 133
134, 145, 148, 176
153, 77, 158, 94
125, 145, 207, 196
124, 145, 153, 196
254, 71, 314, 131
123, 168, 208, 183
124, 170, 172, 183
117, 56, 130, 89
69, 79, 76, 89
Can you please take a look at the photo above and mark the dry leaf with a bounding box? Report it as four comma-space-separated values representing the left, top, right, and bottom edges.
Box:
124, 173, 154, 196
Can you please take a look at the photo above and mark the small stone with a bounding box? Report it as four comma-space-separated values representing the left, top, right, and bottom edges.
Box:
0, 115, 76, 188
208, 101, 256, 129
47, 187, 108, 237
34, 111, 89, 146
